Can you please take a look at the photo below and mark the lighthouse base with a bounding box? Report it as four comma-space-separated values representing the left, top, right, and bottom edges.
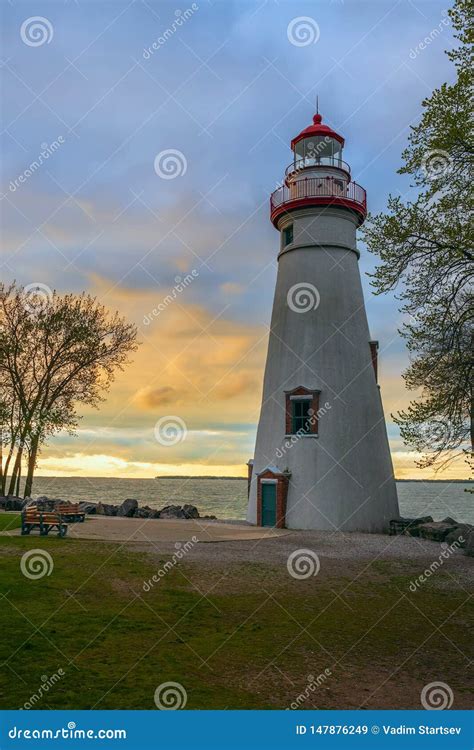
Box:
247, 456, 399, 533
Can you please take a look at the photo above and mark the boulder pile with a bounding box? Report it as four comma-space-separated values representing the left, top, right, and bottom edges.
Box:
87, 499, 211, 519
390, 516, 474, 557
88, 498, 216, 519
4, 496, 215, 521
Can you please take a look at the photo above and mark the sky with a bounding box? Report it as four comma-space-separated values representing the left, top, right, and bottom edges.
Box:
1, 0, 466, 479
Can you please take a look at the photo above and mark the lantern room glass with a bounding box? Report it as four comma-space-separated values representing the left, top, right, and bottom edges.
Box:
294, 136, 343, 170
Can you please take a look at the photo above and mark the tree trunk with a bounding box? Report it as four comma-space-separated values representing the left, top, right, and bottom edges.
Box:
0, 434, 3, 495
15, 463, 21, 498
24, 436, 39, 499
2, 438, 18, 496
7, 445, 23, 496
470, 392, 474, 457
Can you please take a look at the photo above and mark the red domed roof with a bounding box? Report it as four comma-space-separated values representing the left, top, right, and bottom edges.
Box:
291, 113, 345, 149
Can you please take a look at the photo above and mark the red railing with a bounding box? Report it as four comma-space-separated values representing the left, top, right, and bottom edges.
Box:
270, 177, 367, 226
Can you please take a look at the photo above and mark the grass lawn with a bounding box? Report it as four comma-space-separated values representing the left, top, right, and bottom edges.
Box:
0, 535, 472, 710
0, 513, 21, 531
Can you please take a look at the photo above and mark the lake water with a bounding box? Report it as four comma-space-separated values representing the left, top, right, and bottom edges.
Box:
26, 477, 474, 524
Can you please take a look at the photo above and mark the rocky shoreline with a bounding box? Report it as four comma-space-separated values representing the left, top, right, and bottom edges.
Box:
390, 515, 474, 556
0, 495, 216, 521
84, 498, 217, 520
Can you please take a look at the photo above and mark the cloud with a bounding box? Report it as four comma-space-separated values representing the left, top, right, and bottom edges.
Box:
214, 372, 258, 399
220, 282, 244, 295
134, 386, 178, 408
135, 373, 258, 409
35, 453, 247, 478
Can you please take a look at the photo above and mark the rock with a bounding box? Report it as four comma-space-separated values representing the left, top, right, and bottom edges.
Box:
133, 505, 157, 518
444, 525, 472, 548
134, 507, 154, 518
78, 502, 97, 515
54, 498, 72, 508
441, 516, 457, 525
155, 504, 200, 519
96, 502, 118, 516
465, 531, 474, 557
418, 521, 459, 542
0, 495, 26, 511
35, 496, 56, 511
182, 504, 200, 519
403, 516, 434, 536
158, 505, 185, 519
117, 498, 138, 517
389, 516, 433, 536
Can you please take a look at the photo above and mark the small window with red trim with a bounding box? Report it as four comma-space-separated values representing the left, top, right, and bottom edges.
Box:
285, 387, 320, 436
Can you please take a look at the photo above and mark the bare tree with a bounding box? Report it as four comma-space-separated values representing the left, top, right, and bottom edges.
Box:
0, 283, 138, 497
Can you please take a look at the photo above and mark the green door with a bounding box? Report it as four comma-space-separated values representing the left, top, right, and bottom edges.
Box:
261, 483, 277, 527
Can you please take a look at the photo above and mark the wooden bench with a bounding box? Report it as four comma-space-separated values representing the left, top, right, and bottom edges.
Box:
56, 503, 85, 523
21, 510, 68, 537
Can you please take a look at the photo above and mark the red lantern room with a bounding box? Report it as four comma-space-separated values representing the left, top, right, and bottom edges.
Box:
270, 112, 367, 228
291, 113, 345, 167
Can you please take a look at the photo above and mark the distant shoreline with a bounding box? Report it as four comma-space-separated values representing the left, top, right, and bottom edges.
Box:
155, 475, 247, 480
154, 477, 472, 483
33, 475, 472, 483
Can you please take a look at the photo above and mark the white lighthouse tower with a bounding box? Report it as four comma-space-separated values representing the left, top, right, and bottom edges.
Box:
247, 111, 399, 532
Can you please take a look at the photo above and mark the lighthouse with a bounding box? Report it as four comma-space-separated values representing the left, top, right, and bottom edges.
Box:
247, 111, 399, 532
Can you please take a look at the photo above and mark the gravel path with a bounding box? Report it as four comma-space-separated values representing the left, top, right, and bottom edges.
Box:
147, 527, 472, 565
3, 514, 471, 578
81, 518, 472, 578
